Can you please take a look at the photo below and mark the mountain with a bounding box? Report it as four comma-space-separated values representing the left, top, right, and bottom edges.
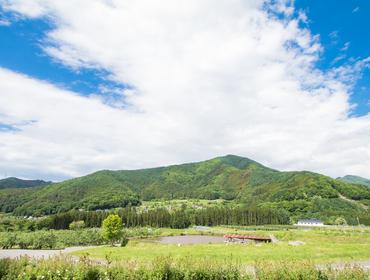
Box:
0, 155, 369, 222
0, 177, 51, 189
337, 175, 370, 187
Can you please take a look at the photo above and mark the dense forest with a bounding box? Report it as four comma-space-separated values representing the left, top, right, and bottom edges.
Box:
338, 175, 370, 186
0, 155, 369, 221
3, 204, 369, 233
0, 207, 289, 231
0, 177, 51, 189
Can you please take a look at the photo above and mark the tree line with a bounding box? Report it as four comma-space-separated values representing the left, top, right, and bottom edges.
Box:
44, 206, 290, 230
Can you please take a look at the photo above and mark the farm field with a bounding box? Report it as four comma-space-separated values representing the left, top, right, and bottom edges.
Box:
72, 226, 370, 264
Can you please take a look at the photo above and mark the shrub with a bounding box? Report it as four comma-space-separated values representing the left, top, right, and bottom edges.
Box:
0, 232, 17, 249
335, 217, 348, 226
101, 214, 123, 245
0, 229, 106, 250
120, 234, 129, 247
16, 233, 34, 249
31, 231, 57, 249
69, 220, 86, 230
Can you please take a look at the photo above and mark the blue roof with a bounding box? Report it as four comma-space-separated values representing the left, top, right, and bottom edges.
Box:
298, 219, 322, 223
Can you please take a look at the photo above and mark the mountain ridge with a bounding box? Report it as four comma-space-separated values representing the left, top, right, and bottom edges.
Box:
0, 177, 51, 189
337, 175, 370, 187
0, 155, 369, 222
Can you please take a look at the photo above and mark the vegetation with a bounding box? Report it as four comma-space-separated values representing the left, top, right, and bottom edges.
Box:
27, 206, 288, 230
0, 155, 369, 223
69, 220, 86, 230
0, 225, 369, 278
0, 257, 367, 280
101, 214, 124, 245
0, 177, 51, 189
72, 226, 370, 264
0, 229, 104, 249
338, 175, 370, 187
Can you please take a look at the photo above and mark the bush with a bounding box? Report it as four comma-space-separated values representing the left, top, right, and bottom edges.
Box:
335, 217, 348, 226
120, 235, 129, 247
101, 214, 123, 245
0, 229, 105, 249
16, 233, 34, 249
32, 231, 57, 249
69, 220, 86, 230
0, 232, 17, 249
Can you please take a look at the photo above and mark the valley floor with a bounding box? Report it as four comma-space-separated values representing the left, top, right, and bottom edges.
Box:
1, 226, 369, 266
71, 226, 370, 265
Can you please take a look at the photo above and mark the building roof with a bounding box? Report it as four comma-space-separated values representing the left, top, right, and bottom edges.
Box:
298, 219, 322, 223
224, 234, 272, 241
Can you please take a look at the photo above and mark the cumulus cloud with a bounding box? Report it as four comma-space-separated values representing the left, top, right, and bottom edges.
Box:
0, 0, 370, 180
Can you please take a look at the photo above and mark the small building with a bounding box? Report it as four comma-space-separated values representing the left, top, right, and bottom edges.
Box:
224, 234, 272, 243
296, 219, 324, 227
193, 226, 210, 232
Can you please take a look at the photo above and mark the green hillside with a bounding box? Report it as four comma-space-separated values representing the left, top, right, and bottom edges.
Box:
337, 175, 370, 187
0, 177, 51, 189
1, 155, 369, 221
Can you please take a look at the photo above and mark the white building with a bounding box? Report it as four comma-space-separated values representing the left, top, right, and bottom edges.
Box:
296, 219, 324, 227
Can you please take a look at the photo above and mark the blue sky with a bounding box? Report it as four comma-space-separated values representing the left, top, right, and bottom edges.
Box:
296, 0, 370, 116
0, 11, 126, 101
1, 1, 369, 115
1, 0, 370, 180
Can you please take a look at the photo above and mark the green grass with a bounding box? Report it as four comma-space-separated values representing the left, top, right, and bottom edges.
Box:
138, 199, 240, 212
1, 257, 368, 280
72, 227, 370, 264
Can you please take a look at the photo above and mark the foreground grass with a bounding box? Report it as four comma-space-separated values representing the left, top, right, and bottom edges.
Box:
72, 227, 370, 264
73, 242, 370, 264
0, 257, 368, 280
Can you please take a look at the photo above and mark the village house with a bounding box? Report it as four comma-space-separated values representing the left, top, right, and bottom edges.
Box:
296, 219, 324, 227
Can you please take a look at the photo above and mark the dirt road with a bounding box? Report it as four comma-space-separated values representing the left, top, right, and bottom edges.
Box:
0, 247, 89, 260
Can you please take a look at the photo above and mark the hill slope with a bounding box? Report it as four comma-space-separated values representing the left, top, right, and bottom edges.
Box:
0, 177, 51, 189
337, 175, 370, 187
1, 155, 369, 221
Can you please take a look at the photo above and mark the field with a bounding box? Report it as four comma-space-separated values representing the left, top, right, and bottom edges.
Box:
138, 199, 239, 211
1, 225, 370, 279
72, 226, 370, 264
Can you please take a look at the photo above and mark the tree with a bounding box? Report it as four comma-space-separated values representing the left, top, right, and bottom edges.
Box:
101, 214, 123, 245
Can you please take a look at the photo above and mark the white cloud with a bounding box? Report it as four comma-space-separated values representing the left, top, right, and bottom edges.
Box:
340, 42, 350, 52
0, 0, 370, 180
0, 18, 11, 26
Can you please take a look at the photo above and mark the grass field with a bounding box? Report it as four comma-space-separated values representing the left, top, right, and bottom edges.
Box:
72, 226, 370, 264
138, 199, 240, 212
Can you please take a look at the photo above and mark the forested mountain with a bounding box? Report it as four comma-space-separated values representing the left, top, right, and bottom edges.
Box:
337, 175, 370, 187
1, 155, 369, 221
0, 177, 51, 189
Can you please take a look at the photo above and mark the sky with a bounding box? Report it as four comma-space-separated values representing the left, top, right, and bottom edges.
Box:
0, 0, 369, 181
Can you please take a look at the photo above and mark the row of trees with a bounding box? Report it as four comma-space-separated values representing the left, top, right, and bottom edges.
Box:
0, 215, 126, 249
44, 206, 290, 230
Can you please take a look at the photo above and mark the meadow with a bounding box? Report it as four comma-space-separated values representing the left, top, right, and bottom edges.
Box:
1, 225, 370, 279
72, 226, 370, 264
